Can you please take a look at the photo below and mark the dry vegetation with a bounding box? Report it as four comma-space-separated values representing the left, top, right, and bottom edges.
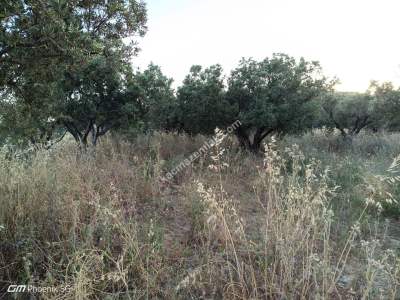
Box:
1, 131, 400, 299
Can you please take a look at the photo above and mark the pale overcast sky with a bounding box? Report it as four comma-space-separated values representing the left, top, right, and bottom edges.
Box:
134, 0, 400, 92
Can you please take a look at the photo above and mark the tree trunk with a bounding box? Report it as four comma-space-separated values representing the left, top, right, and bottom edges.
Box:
236, 127, 251, 150
91, 124, 98, 147
235, 127, 273, 153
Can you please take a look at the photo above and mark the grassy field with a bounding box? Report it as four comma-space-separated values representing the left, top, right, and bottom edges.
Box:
1, 131, 400, 299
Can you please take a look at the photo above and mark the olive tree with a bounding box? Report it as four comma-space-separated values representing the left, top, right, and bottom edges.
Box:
226, 54, 330, 152
370, 81, 400, 131
321, 92, 378, 139
0, 0, 147, 149
175, 65, 232, 135
132, 63, 177, 132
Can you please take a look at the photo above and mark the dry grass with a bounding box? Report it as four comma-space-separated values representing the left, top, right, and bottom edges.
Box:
0, 131, 399, 299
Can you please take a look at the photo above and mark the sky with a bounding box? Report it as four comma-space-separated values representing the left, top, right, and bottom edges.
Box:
134, 0, 400, 92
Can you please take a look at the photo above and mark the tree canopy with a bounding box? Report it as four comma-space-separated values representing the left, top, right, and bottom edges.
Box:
321, 91, 378, 139
132, 63, 176, 132
175, 64, 232, 135
370, 81, 400, 131
2, 2, 400, 152
226, 54, 331, 152
0, 0, 147, 148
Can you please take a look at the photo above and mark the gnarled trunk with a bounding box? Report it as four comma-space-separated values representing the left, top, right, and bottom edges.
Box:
235, 127, 274, 153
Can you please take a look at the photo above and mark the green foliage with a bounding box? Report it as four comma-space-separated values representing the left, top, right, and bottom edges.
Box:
370, 81, 400, 131
321, 92, 379, 138
114, 63, 178, 139
226, 53, 331, 152
3, 0, 400, 153
0, 95, 65, 148
170, 54, 330, 152
59, 54, 135, 147
176, 64, 232, 135
133, 63, 177, 132
0, 0, 147, 148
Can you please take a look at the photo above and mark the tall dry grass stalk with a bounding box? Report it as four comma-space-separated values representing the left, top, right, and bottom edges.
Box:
189, 135, 400, 299
0, 133, 399, 299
